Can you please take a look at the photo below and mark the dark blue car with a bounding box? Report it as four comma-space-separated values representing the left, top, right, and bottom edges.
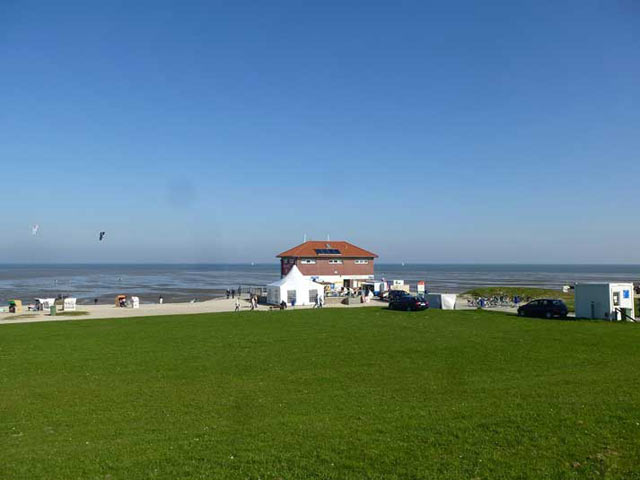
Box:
517, 299, 568, 319
389, 295, 429, 311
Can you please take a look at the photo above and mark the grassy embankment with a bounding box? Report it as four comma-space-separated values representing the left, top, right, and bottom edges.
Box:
2, 307, 640, 479
464, 286, 576, 309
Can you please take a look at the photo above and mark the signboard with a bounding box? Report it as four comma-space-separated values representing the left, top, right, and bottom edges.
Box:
417, 281, 425, 293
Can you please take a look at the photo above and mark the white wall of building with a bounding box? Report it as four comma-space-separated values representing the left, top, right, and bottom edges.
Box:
309, 274, 373, 286
575, 283, 635, 320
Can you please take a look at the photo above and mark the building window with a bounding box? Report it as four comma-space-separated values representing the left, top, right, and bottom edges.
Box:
301, 259, 316, 264
329, 259, 343, 264
354, 260, 369, 264
287, 290, 296, 304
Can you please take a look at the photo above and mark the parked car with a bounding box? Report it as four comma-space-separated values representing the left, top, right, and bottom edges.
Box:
517, 299, 568, 319
389, 295, 429, 311
382, 290, 411, 302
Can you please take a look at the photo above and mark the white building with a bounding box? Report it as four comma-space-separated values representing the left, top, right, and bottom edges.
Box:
575, 283, 635, 321
277, 240, 377, 289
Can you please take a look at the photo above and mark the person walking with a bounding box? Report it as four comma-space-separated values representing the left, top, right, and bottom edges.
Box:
231, 289, 235, 299
235, 297, 240, 312
226, 289, 230, 299
159, 295, 164, 305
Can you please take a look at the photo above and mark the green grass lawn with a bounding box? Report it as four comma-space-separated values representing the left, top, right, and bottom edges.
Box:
2, 308, 640, 479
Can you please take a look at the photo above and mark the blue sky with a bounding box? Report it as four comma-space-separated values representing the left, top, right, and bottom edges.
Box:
1, 0, 639, 263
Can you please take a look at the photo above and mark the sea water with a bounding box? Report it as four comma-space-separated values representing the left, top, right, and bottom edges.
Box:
0, 264, 638, 304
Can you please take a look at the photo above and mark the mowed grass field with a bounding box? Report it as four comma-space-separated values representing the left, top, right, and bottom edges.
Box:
2, 309, 640, 479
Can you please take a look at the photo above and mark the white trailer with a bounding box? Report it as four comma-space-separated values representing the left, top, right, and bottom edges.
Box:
575, 283, 635, 321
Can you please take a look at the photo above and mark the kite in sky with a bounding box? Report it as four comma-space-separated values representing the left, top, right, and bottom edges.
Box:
32, 224, 39, 236
99, 231, 106, 241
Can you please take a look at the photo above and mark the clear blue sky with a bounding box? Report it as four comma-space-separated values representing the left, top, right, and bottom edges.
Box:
1, 0, 639, 263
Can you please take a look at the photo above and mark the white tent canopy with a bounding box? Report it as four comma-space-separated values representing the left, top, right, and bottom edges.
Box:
267, 265, 325, 306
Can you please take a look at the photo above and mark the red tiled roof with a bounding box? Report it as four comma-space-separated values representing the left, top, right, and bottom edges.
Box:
277, 241, 378, 258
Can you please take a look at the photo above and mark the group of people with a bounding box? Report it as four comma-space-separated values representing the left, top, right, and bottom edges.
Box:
337, 286, 366, 298
249, 294, 258, 310
274, 296, 323, 310
234, 293, 260, 312
226, 287, 242, 299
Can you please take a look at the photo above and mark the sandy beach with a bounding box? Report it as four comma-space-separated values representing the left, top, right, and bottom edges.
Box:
0, 296, 391, 325
0, 294, 523, 325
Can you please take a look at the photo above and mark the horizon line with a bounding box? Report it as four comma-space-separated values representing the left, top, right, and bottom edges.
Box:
1, 262, 640, 266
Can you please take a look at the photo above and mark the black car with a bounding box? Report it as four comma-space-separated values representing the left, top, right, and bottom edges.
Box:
389, 295, 429, 311
381, 290, 411, 302
517, 299, 568, 319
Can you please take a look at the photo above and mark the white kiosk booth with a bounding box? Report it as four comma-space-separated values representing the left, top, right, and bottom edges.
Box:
575, 283, 635, 321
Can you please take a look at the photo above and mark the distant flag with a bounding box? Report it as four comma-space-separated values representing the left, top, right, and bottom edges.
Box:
99, 231, 106, 241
